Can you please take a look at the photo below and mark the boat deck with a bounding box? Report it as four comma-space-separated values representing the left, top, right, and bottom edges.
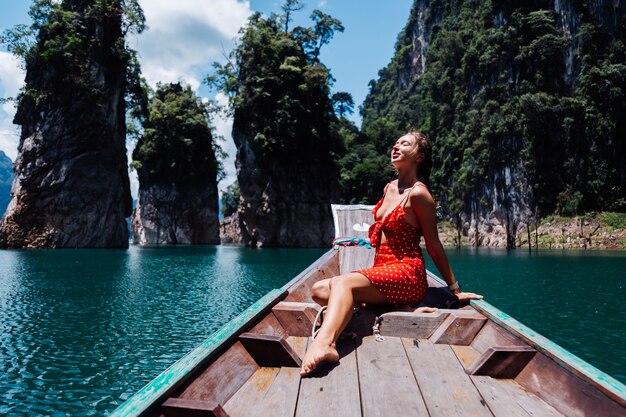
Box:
112, 207, 626, 417
222, 334, 564, 417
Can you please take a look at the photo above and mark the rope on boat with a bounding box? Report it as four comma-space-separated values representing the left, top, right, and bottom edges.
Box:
373, 316, 385, 342
311, 306, 361, 340
311, 306, 327, 340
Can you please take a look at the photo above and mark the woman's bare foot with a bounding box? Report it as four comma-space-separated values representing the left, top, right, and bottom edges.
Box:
300, 338, 340, 376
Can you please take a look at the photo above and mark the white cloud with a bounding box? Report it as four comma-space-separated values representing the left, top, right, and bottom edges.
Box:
130, 0, 250, 192
0, 51, 24, 97
133, 0, 251, 89
1, 1, 250, 183
0, 51, 24, 161
213, 92, 236, 192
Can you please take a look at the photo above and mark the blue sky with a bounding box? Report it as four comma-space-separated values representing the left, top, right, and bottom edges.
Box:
0, 0, 413, 191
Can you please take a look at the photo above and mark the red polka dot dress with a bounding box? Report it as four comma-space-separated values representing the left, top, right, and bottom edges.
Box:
356, 183, 428, 305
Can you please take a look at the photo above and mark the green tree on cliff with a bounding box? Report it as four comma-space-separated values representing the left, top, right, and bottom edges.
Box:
131, 83, 224, 186
208, 2, 353, 246
0, 0, 147, 248
1, 0, 146, 114
221, 182, 240, 217
359, 0, 626, 218
207, 5, 346, 168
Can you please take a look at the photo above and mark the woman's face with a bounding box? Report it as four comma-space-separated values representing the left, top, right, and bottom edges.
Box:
391, 134, 420, 167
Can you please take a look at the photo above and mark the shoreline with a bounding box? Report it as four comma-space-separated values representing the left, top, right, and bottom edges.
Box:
437, 212, 626, 251
218, 211, 626, 251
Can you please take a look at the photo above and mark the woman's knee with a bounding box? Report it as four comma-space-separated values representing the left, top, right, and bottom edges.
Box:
312, 279, 330, 304
328, 275, 354, 292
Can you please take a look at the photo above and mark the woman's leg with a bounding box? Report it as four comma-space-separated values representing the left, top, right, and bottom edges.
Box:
311, 279, 330, 306
300, 272, 387, 376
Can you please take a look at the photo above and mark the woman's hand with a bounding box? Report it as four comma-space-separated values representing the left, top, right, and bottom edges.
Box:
453, 291, 483, 301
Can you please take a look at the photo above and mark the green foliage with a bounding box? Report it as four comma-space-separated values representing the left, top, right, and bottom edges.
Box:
556, 187, 583, 216
600, 212, 626, 230
1, 0, 146, 111
208, 4, 345, 171
334, 117, 394, 203
132, 83, 224, 186
360, 0, 626, 216
331, 92, 354, 117
221, 183, 241, 217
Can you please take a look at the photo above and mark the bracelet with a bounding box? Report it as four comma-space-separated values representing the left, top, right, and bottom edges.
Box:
448, 281, 460, 291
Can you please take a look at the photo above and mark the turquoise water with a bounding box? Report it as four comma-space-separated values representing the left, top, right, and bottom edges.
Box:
0, 246, 326, 416
425, 248, 626, 385
0, 246, 625, 416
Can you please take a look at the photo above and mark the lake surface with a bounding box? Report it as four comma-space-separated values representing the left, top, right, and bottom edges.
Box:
0, 245, 625, 416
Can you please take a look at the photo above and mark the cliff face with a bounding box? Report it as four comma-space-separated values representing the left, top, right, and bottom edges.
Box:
224, 11, 343, 248
233, 129, 337, 248
0, 151, 13, 216
219, 212, 243, 245
131, 183, 219, 245
362, 0, 626, 248
0, 1, 131, 248
130, 83, 220, 245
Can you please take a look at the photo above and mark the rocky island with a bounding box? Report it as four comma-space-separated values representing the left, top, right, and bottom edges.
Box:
0, 0, 140, 248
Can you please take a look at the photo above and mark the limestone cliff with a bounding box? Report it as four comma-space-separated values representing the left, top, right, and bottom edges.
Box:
130, 83, 220, 245
219, 212, 243, 245
223, 11, 343, 248
131, 183, 219, 245
362, 0, 626, 248
233, 131, 337, 247
0, 0, 132, 248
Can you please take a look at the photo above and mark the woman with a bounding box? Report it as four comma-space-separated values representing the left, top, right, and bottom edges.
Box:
300, 130, 483, 376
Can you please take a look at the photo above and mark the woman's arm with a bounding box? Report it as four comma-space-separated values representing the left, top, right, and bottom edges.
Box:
410, 188, 482, 301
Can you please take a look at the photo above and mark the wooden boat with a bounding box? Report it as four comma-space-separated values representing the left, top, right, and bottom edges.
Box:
111, 205, 626, 417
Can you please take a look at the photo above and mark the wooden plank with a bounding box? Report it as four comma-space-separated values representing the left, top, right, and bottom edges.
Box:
162, 398, 230, 417
515, 353, 626, 417
343, 308, 376, 338
429, 313, 487, 345
223, 368, 280, 417
286, 336, 308, 359
256, 367, 302, 417
472, 299, 626, 407
239, 333, 302, 368
272, 302, 320, 337
402, 339, 493, 417
287, 251, 339, 303
223, 365, 302, 417
471, 376, 565, 417
109, 289, 286, 417
296, 337, 360, 417
178, 341, 258, 404
467, 346, 536, 379
339, 246, 375, 275
450, 345, 482, 371
247, 310, 288, 338
419, 286, 461, 309
378, 309, 480, 339
470, 320, 527, 354
331, 204, 374, 239
378, 310, 450, 338
358, 336, 429, 417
